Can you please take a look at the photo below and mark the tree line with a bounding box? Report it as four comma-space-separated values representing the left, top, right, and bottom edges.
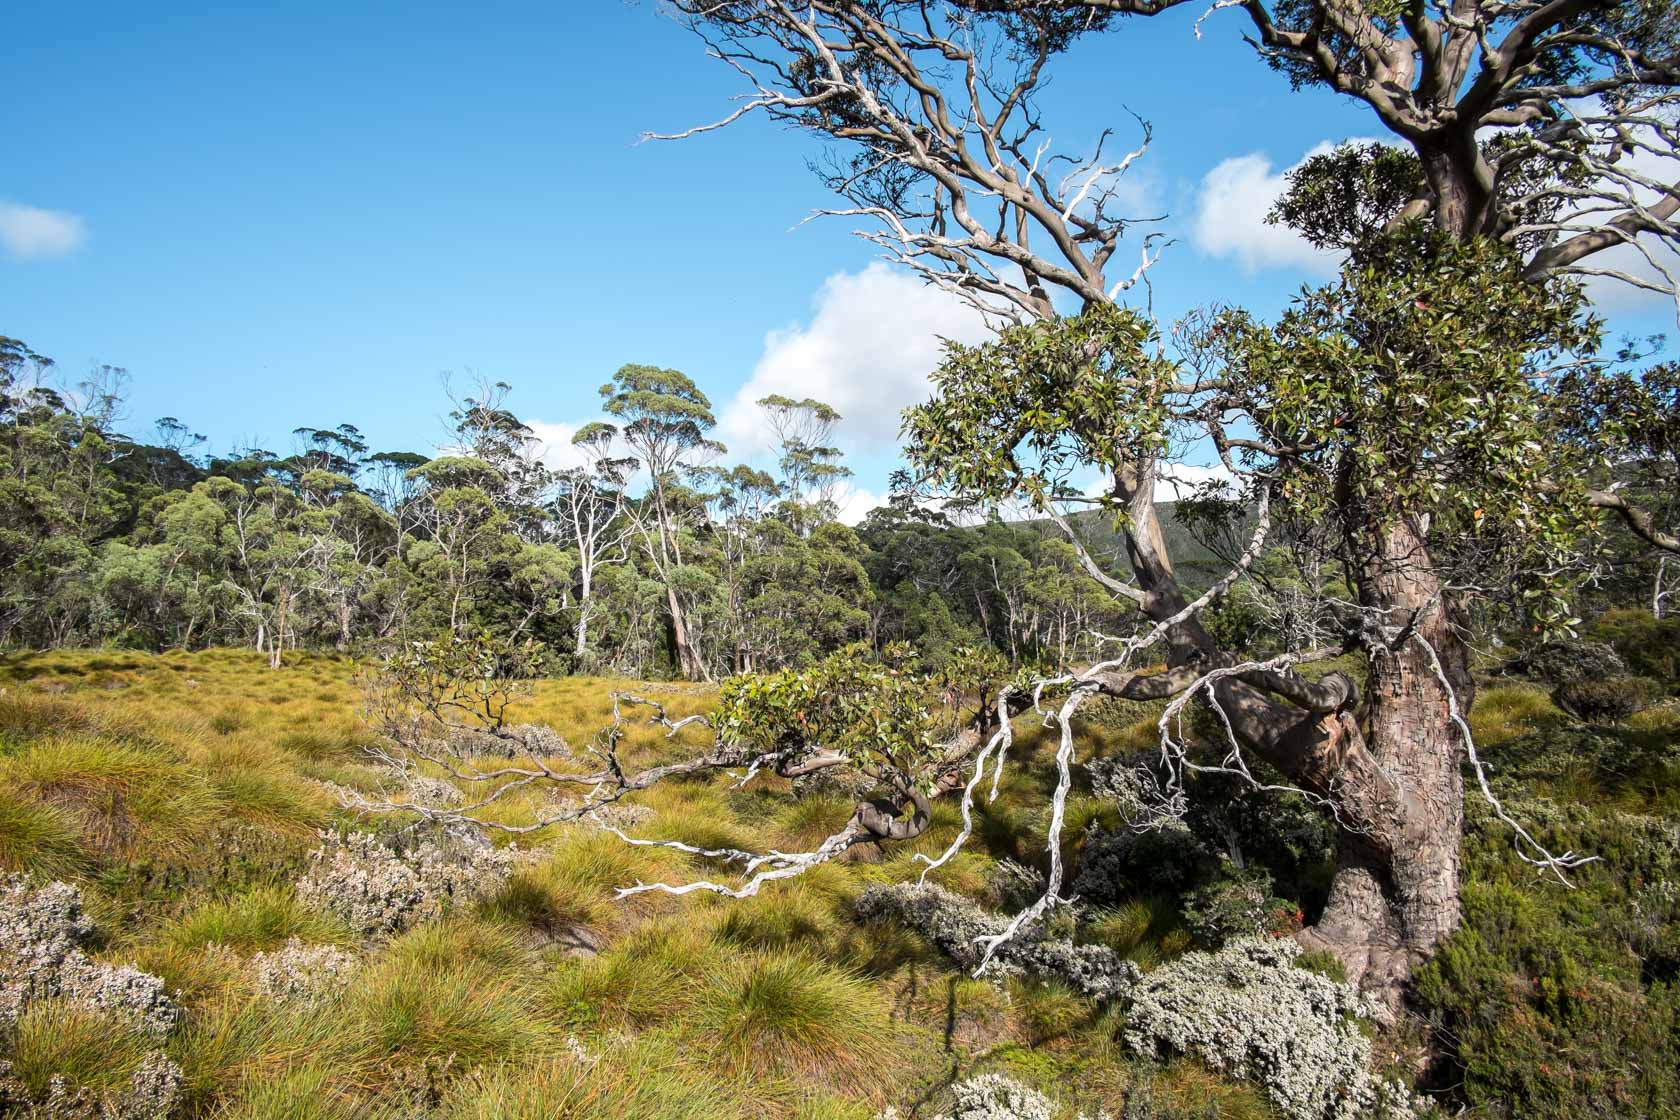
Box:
0, 340, 1140, 674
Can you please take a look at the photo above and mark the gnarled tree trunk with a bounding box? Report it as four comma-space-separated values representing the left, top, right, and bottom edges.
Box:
1118, 486, 1470, 1009
1303, 517, 1470, 1003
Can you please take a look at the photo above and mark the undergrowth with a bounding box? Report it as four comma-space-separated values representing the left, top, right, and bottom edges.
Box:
0, 643, 1675, 1118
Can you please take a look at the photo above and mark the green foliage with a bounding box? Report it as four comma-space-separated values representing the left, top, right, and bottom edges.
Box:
1215, 233, 1601, 633
1590, 609, 1680, 690
1415, 882, 1680, 1119
1268, 141, 1425, 252
1512, 638, 1626, 686
903, 303, 1176, 511
1180, 865, 1294, 948
715, 643, 1014, 781
1552, 675, 1662, 723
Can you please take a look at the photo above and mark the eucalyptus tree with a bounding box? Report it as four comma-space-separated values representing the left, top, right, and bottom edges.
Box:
445, 377, 554, 534
401, 457, 519, 637
600, 364, 726, 679
553, 421, 636, 665
641, 0, 1680, 1002
0, 341, 136, 645
758, 394, 854, 512
295, 468, 398, 651
1550, 359, 1680, 613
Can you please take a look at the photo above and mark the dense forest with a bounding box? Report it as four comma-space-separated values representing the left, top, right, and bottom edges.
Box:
0, 337, 1150, 674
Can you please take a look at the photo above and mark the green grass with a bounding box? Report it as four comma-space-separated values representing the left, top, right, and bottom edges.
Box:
1470, 682, 1567, 747
13, 643, 1663, 1118
3, 1000, 158, 1102
166, 884, 351, 952
0, 785, 88, 878
687, 949, 898, 1092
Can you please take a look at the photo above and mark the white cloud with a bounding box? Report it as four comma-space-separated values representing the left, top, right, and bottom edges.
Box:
717, 263, 995, 460
0, 201, 87, 260
834, 484, 884, 526
1191, 140, 1389, 274
526, 419, 602, 472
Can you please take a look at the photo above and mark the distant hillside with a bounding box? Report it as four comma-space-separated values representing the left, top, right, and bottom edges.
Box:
1016, 501, 1257, 593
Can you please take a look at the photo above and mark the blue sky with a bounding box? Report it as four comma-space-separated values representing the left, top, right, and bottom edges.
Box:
5, 1, 1672, 515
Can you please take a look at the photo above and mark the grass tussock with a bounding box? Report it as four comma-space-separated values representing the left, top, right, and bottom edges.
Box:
166, 884, 350, 952
12, 643, 1665, 1117
4, 1000, 158, 1102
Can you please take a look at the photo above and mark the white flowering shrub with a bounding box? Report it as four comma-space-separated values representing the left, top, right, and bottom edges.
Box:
1122, 937, 1415, 1120
1084, 756, 1155, 822
545, 795, 653, 832
0, 1049, 183, 1120
400, 773, 465, 808
0, 876, 179, 1040
249, 938, 358, 1004
856, 882, 1138, 1001
295, 829, 516, 939
937, 1073, 1054, 1120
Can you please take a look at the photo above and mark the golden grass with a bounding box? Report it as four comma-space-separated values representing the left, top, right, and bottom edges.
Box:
0, 648, 1276, 1117
1469, 682, 1568, 747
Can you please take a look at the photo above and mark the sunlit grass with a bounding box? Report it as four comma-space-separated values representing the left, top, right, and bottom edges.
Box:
4, 1000, 159, 1102
1470, 683, 1567, 747
0, 647, 1328, 1117
165, 884, 351, 953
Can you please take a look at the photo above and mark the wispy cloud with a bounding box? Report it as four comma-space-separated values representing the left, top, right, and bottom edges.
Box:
0, 200, 87, 260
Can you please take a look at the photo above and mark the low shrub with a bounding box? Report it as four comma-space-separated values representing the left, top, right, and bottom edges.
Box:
295, 829, 517, 939
249, 938, 358, 1004
1180, 866, 1294, 948
1552, 675, 1662, 723
1415, 879, 1680, 1119
1122, 937, 1410, 1120
1511, 638, 1626, 686
1073, 823, 1206, 906
1589, 609, 1680, 687
856, 881, 1138, 1001
1, 876, 179, 1039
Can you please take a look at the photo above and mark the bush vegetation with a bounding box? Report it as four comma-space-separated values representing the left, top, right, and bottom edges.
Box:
0, 634, 1676, 1117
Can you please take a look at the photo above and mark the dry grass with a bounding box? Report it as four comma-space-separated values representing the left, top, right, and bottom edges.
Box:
0, 648, 1257, 1118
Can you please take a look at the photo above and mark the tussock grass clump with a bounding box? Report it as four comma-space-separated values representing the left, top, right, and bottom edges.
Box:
171, 992, 359, 1112
1085, 895, 1189, 969
210, 1062, 363, 1120
382, 916, 530, 975
345, 953, 547, 1069
0, 786, 87, 878
436, 1038, 749, 1120
713, 878, 846, 953
166, 884, 350, 953
1471, 683, 1568, 747
508, 830, 691, 934
547, 919, 715, 1031
3, 999, 160, 1101
1, 737, 219, 863
688, 949, 897, 1091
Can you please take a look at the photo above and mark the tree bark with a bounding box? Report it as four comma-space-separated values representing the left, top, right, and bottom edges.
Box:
1297, 516, 1469, 1008
1112, 472, 1468, 1009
